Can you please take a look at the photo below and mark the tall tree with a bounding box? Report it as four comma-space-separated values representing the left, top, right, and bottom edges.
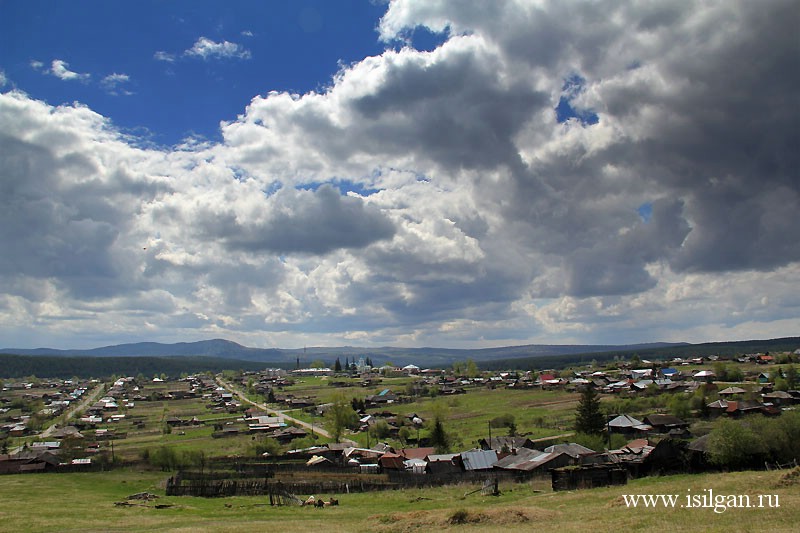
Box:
334, 357, 342, 372
325, 395, 358, 443
429, 418, 451, 454
785, 365, 797, 390
575, 386, 605, 435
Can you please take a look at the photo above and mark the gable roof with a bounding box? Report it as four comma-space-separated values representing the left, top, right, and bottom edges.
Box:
399, 447, 436, 460
608, 414, 651, 431
543, 443, 595, 457
643, 414, 688, 428
718, 386, 747, 395
480, 436, 535, 450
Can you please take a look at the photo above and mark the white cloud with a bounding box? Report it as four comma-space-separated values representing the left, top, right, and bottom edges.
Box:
1, 0, 798, 349
48, 59, 90, 81
184, 37, 251, 60
0, 69, 7, 87
153, 51, 176, 62
100, 73, 133, 95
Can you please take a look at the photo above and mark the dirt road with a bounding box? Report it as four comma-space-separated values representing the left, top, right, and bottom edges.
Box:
215, 377, 357, 446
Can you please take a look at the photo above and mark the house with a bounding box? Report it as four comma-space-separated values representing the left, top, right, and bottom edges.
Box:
425, 453, 462, 475
610, 438, 688, 477
606, 441, 655, 469
165, 417, 186, 427
343, 446, 385, 467
693, 370, 716, 382
404, 457, 428, 474
0, 451, 61, 474
378, 452, 406, 471
706, 399, 729, 418
543, 443, 597, 459
718, 386, 747, 397
608, 414, 651, 436
378, 447, 436, 471
709, 399, 765, 417
494, 448, 574, 473
630, 369, 653, 380
365, 389, 398, 407
642, 414, 689, 434
661, 368, 680, 379
269, 426, 308, 443
49, 426, 84, 440
763, 390, 795, 407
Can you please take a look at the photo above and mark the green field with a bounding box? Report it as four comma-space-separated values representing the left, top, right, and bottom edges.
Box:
0, 468, 797, 532
271, 376, 581, 448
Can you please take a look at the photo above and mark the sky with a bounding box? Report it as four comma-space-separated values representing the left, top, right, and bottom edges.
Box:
0, 0, 798, 350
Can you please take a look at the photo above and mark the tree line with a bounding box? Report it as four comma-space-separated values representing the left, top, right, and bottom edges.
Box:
0, 354, 272, 379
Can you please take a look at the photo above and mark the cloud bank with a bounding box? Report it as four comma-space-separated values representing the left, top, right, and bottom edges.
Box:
1, 0, 798, 349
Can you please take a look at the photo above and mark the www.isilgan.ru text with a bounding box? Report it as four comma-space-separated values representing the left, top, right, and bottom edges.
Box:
622, 489, 780, 514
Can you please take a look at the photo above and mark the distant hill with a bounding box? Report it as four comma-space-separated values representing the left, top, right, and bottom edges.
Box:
480, 337, 800, 371
3, 337, 797, 371
2, 338, 687, 367
1, 339, 281, 361
1, 337, 796, 378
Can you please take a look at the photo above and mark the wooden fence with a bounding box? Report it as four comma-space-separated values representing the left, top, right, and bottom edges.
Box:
551, 465, 628, 491
166, 465, 546, 497
166, 474, 398, 498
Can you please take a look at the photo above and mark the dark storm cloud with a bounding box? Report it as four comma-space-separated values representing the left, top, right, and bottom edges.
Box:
0, 134, 124, 298
348, 44, 548, 171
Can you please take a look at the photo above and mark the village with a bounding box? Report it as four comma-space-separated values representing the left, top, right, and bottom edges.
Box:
2, 347, 798, 497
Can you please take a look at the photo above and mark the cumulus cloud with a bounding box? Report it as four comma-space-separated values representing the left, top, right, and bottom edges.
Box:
1, 0, 798, 348
185, 37, 251, 60
48, 59, 91, 81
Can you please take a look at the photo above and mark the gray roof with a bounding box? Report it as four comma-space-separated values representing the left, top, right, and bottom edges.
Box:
426, 453, 458, 462
543, 443, 595, 457
495, 450, 570, 472
493, 448, 541, 469
608, 414, 646, 428
461, 449, 498, 471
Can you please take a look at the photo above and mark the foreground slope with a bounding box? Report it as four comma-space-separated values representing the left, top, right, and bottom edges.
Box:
0, 468, 796, 532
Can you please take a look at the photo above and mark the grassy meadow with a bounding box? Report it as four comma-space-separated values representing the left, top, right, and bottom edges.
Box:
0, 467, 797, 532
272, 376, 581, 448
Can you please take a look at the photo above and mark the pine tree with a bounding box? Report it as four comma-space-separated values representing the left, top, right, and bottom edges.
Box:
334, 357, 342, 372
430, 418, 451, 454
575, 386, 605, 435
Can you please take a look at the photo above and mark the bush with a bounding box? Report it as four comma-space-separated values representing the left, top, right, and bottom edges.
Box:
706, 418, 765, 469
572, 432, 627, 452
489, 413, 515, 429
704, 414, 800, 470
252, 437, 283, 457
449, 509, 470, 525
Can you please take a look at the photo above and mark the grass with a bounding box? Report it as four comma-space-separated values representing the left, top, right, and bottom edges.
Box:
0, 468, 797, 532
